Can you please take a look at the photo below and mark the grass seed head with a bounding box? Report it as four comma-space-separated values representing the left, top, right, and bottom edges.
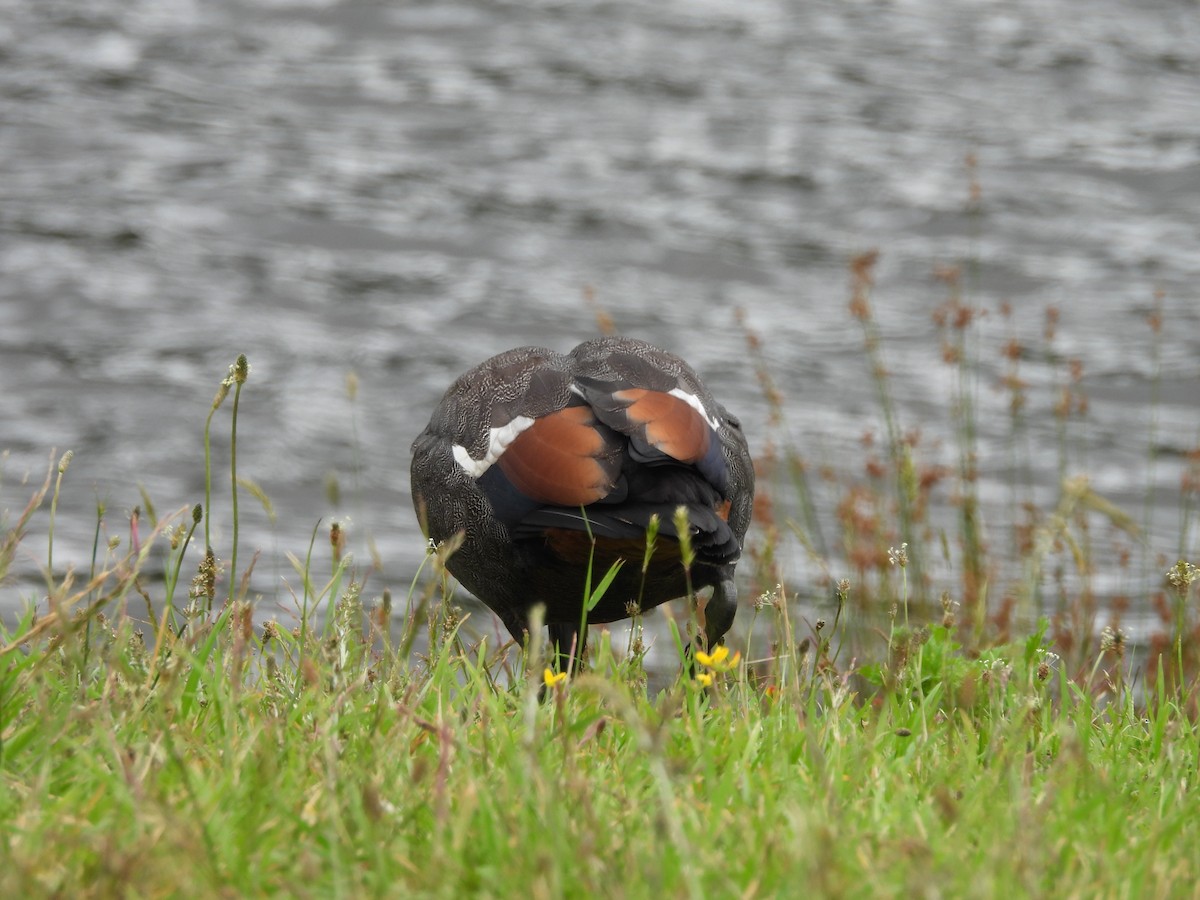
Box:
673, 505, 695, 570
232, 355, 250, 384
1100, 626, 1126, 657
1166, 560, 1198, 594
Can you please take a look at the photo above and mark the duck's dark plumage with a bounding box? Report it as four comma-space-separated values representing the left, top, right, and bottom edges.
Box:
411, 337, 754, 666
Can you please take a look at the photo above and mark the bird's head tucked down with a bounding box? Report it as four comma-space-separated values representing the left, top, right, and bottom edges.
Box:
411, 336, 754, 668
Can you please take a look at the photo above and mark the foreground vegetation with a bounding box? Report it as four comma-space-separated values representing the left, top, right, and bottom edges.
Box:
2, 545, 1199, 897
4, 248, 1200, 895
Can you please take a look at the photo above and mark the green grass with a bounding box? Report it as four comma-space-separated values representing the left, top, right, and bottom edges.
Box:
2, 559, 1199, 898
4, 245, 1200, 895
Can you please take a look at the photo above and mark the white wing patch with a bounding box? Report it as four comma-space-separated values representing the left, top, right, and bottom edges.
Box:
669, 387, 721, 431
573, 381, 720, 431
452, 415, 537, 478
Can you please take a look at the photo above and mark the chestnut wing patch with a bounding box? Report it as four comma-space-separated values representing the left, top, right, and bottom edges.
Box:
613, 388, 712, 464
495, 405, 621, 506
579, 382, 730, 495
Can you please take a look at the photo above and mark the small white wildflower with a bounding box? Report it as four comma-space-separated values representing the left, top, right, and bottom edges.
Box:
1166, 561, 1198, 590
1034, 648, 1059, 682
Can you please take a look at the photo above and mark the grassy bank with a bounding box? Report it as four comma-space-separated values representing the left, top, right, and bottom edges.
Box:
2, 550, 1199, 897
4, 273, 1200, 896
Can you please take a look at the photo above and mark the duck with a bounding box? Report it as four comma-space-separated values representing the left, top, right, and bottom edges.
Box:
410, 336, 754, 670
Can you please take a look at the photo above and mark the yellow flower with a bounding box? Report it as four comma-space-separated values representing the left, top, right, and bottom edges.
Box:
543, 668, 568, 688
695, 672, 713, 687
695, 645, 741, 671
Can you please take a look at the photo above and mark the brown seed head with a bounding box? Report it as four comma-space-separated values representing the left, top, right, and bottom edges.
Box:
1044, 306, 1059, 342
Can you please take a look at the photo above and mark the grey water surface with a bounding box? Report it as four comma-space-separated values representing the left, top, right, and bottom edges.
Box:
2, 0, 1198, 653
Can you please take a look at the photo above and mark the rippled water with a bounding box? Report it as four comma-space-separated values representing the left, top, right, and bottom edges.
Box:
3, 0, 1198, 647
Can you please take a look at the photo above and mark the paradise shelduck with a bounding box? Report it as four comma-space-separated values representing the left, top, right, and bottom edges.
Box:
410, 336, 754, 669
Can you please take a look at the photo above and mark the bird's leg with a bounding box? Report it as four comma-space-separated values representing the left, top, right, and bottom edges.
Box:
500, 610, 574, 701
548, 622, 586, 676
